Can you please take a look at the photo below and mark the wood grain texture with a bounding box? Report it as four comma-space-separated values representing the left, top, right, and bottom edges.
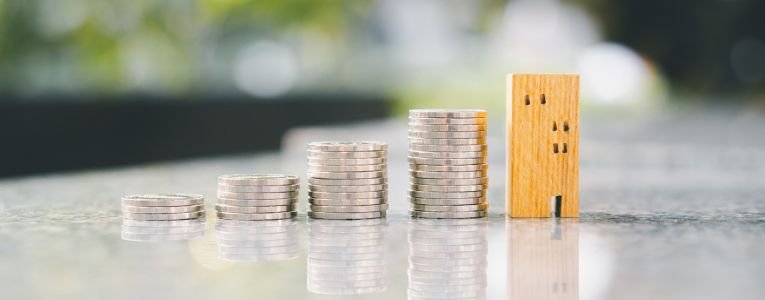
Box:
507, 74, 579, 217
508, 219, 579, 300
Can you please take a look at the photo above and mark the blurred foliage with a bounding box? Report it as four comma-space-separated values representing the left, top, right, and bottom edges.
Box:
0, 0, 372, 96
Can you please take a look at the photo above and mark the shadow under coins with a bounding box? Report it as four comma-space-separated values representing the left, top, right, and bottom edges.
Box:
214, 219, 300, 262
121, 218, 206, 242
507, 218, 579, 300
408, 218, 489, 300
307, 218, 389, 295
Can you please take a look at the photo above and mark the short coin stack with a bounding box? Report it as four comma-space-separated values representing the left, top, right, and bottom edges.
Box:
408, 109, 489, 219
122, 193, 206, 221
216, 174, 298, 221
307, 142, 388, 220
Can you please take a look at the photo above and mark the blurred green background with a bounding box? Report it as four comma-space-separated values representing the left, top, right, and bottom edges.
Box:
1, 0, 764, 176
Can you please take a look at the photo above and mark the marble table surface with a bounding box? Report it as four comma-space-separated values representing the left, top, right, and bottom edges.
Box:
1, 108, 764, 300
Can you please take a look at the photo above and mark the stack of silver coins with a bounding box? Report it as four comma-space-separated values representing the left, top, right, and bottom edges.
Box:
216, 174, 298, 221
408, 109, 489, 219
308, 219, 387, 295
121, 193, 206, 221
121, 219, 206, 242
408, 219, 488, 299
215, 219, 299, 262
307, 142, 388, 220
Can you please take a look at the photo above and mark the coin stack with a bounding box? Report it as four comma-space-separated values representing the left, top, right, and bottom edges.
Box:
307, 141, 388, 220
121, 193, 206, 221
408, 219, 488, 300
408, 109, 489, 219
215, 219, 300, 262
308, 219, 387, 295
216, 174, 298, 221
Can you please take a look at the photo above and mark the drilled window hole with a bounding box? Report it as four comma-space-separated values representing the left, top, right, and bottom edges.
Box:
552, 121, 558, 131
541, 94, 547, 104
563, 121, 569, 132
553, 143, 559, 154
524, 95, 530, 106
562, 143, 568, 153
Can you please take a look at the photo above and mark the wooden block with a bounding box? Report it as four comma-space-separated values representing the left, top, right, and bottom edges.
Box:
506, 74, 579, 218
507, 219, 579, 299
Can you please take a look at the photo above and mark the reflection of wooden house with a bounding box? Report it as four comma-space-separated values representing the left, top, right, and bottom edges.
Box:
507, 74, 579, 217
508, 219, 579, 300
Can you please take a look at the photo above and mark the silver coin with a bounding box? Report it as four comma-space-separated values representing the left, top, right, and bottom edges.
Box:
409, 164, 487, 172
308, 164, 386, 172
309, 198, 387, 206
217, 184, 299, 193
409, 197, 486, 205
408, 138, 486, 146
309, 191, 387, 200
309, 184, 387, 193
408, 150, 486, 159
308, 177, 387, 186
409, 109, 487, 119
308, 211, 386, 220
308, 150, 385, 159
408, 124, 487, 132
217, 198, 296, 207
215, 204, 294, 213
408, 156, 485, 166
217, 190, 298, 200
308, 141, 387, 152
308, 171, 386, 179
409, 170, 486, 179
408, 117, 486, 125
218, 174, 298, 186
410, 203, 489, 212
409, 190, 485, 198
408, 131, 486, 139
410, 177, 488, 186
310, 204, 389, 213
409, 144, 487, 152
123, 211, 206, 221
121, 193, 204, 207
307, 157, 386, 166
410, 210, 487, 219
410, 184, 486, 192
121, 204, 204, 214
217, 211, 296, 221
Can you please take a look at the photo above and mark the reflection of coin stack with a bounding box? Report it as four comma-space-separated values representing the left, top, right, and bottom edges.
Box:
215, 219, 299, 262
408, 109, 489, 219
122, 193, 206, 221
307, 219, 387, 295
307, 142, 388, 220
216, 174, 298, 221
408, 219, 488, 300
121, 219, 206, 242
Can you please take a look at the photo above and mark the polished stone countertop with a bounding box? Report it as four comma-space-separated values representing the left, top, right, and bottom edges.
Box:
1, 109, 764, 300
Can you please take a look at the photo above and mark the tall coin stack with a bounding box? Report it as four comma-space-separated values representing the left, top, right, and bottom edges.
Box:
216, 174, 298, 221
122, 193, 206, 221
307, 142, 388, 220
408, 109, 489, 219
